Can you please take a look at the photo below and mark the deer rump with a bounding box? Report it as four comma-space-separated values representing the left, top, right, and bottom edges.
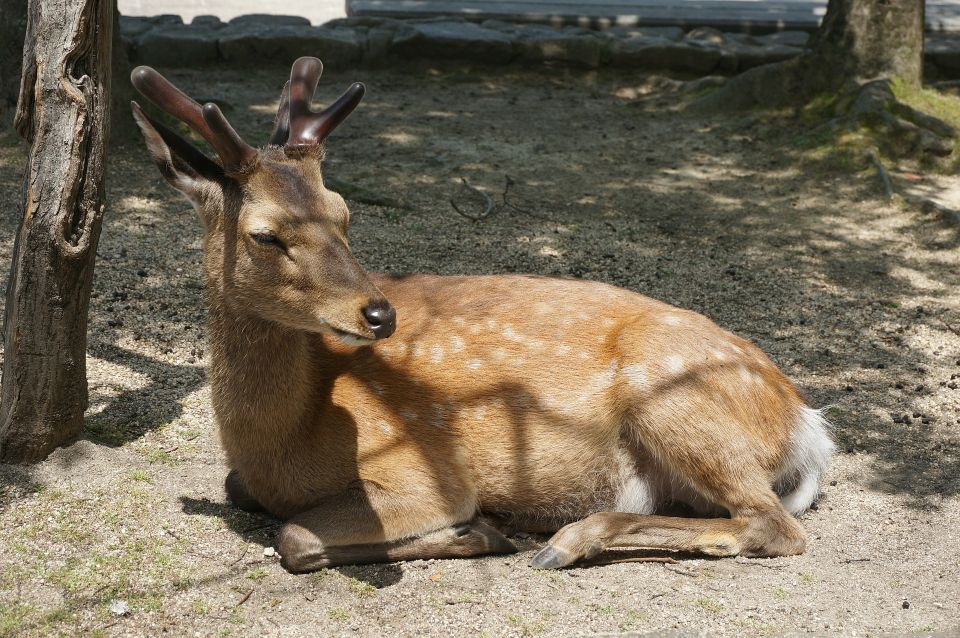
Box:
130, 58, 834, 572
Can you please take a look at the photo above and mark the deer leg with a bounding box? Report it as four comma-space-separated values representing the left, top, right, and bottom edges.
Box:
277, 485, 516, 573
224, 469, 265, 513
530, 502, 805, 569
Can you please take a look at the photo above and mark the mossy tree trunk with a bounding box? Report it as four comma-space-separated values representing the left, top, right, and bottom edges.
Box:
0, 0, 112, 462
695, 0, 950, 164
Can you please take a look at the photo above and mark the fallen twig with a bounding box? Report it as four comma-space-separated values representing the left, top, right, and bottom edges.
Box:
235, 589, 254, 607
842, 557, 871, 564
229, 544, 250, 567
938, 317, 960, 337
663, 564, 699, 577
450, 178, 494, 222
162, 526, 180, 541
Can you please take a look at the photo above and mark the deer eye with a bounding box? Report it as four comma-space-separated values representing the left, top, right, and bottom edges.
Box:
250, 231, 283, 247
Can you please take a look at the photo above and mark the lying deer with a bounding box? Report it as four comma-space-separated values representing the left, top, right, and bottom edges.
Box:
130, 58, 833, 572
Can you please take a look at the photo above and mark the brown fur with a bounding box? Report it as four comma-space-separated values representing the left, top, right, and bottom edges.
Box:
133, 100, 829, 573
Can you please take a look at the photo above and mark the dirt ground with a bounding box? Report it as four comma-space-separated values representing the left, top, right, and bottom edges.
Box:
1, 63, 959, 637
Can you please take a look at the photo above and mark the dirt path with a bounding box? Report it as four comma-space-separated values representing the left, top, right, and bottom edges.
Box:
1, 64, 958, 636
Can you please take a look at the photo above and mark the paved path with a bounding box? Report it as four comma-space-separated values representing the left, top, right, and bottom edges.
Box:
117, 0, 347, 25
118, 0, 960, 31
347, 0, 960, 32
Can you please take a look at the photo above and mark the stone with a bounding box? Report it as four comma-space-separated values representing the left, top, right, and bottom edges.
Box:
611, 36, 721, 74
191, 15, 226, 29
756, 30, 810, 48
135, 25, 219, 66
605, 25, 685, 42
516, 31, 605, 68
925, 35, 960, 73
723, 41, 802, 72
228, 14, 311, 27
218, 25, 363, 68
119, 16, 159, 38
390, 22, 514, 64
684, 26, 727, 46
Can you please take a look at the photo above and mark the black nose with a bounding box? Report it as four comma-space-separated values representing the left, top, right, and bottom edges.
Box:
363, 300, 396, 339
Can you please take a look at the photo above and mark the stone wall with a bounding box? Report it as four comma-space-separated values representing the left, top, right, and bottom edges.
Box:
120, 14, 960, 78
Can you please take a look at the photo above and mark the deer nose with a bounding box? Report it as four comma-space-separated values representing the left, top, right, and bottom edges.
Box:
363, 300, 396, 339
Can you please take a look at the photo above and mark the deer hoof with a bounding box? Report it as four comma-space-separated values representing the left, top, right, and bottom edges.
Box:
529, 544, 578, 569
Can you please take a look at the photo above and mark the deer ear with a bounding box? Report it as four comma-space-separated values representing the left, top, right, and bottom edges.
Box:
131, 101, 225, 203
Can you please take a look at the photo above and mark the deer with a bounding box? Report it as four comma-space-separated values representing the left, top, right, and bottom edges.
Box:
129, 57, 834, 573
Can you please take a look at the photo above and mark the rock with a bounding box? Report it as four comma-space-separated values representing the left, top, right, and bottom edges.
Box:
218, 25, 363, 68
926, 35, 960, 74
109, 600, 130, 616
263, 546, 276, 557
605, 25, 684, 42
390, 22, 514, 64
119, 16, 159, 38
611, 36, 721, 75
135, 25, 219, 66
721, 41, 803, 72
685, 26, 727, 46
191, 15, 226, 29
515, 29, 605, 67
228, 14, 311, 27
757, 30, 810, 48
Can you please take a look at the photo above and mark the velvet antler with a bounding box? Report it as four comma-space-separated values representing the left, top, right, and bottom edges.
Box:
281, 56, 365, 149
130, 66, 258, 173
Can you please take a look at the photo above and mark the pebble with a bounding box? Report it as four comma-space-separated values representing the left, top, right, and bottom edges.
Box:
263, 546, 276, 557
109, 599, 130, 616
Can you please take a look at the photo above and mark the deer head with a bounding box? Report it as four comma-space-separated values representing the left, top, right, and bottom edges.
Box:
130, 57, 395, 343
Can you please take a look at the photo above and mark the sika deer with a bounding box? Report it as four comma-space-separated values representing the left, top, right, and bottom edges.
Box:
130, 58, 834, 572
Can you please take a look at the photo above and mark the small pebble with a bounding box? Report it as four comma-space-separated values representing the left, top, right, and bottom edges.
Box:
902, 599, 910, 609
263, 546, 276, 557
109, 599, 130, 616
137, 269, 148, 277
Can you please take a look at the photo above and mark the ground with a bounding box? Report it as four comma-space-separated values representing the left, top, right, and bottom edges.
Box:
1, 63, 959, 637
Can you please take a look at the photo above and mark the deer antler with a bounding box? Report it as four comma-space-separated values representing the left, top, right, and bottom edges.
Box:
283, 56, 365, 149
130, 66, 258, 173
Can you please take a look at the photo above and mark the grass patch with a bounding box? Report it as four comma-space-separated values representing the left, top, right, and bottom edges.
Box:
244, 567, 268, 581
695, 596, 724, 613
328, 607, 348, 621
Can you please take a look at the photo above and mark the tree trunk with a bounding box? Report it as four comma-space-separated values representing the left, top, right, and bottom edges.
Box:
0, 0, 28, 127
805, 0, 924, 91
693, 0, 927, 112
0, 0, 112, 462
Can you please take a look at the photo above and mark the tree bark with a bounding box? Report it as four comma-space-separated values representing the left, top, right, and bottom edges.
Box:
0, 0, 28, 127
805, 0, 924, 90
0, 0, 112, 462
692, 0, 927, 112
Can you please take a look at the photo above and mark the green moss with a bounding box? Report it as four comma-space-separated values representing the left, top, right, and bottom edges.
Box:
695, 596, 724, 613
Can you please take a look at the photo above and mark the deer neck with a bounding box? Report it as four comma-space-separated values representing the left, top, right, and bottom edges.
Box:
204, 282, 315, 450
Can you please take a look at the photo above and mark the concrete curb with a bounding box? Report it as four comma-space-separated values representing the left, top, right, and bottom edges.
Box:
121, 14, 960, 78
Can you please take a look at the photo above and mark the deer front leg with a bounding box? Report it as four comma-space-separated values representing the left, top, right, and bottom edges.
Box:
225, 469, 265, 513
277, 482, 516, 572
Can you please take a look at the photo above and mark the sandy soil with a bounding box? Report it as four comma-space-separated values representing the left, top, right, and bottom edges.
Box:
1, 63, 959, 637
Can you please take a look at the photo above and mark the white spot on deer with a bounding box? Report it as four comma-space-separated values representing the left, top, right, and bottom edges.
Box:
430, 405, 447, 429
711, 349, 728, 362
529, 339, 545, 351
399, 407, 418, 423
662, 314, 682, 326
392, 342, 407, 358
502, 325, 523, 342
492, 348, 508, 362
467, 359, 482, 370
473, 405, 488, 421
468, 324, 481, 335
666, 355, 684, 375
430, 345, 445, 364
555, 343, 572, 356
450, 335, 465, 353
376, 420, 392, 435
622, 364, 650, 392
411, 342, 423, 358
738, 366, 752, 384
600, 318, 614, 328
370, 382, 385, 396
452, 316, 466, 327
513, 357, 526, 366
485, 318, 498, 330
579, 351, 590, 360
